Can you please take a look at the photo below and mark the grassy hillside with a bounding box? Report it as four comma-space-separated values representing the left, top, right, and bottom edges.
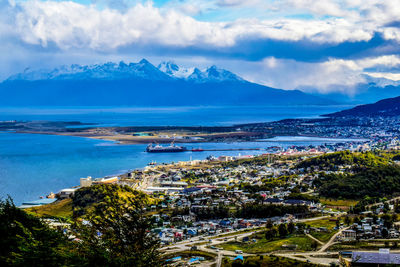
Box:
25, 184, 150, 219
26, 199, 73, 219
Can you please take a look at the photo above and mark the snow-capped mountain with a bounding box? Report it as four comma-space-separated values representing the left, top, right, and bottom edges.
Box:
157, 61, 194, 79
9, 59, 243, 83
157, 61, 243, 82
0, 58, 335, 106
8, 59, 171, 81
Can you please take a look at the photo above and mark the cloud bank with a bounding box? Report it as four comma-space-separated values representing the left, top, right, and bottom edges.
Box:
1, 0, 400, 93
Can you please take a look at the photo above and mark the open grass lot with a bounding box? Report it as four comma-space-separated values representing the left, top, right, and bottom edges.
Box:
218, 235, 315, 254
310, 231, 337, 243
26, 199, 73, 219
304, 217, 341, 243
222, 255, 320, 267
320, 198, 358, 211
304, 218, 339, 229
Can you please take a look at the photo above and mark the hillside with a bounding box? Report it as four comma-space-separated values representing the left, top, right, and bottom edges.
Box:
325, 95, 400, 117
0, 59, 334, 106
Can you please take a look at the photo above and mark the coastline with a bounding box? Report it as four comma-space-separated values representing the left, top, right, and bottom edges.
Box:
14, 129, 265, 144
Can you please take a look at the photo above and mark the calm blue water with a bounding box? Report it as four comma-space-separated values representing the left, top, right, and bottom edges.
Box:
0, 105, 353, 204
0, 105, 350, 126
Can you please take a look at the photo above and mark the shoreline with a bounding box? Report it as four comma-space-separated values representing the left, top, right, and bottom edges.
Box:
14, 130, 266, 144
14, 130, 370, 145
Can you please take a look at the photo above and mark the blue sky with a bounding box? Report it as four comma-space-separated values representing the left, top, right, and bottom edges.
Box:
1, 0, 400, 93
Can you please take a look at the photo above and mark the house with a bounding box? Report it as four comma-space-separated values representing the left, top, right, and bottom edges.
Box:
58, 188, 78, 199
341, 229, 356, 241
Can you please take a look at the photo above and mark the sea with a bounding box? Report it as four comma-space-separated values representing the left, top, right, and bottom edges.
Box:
0, 105, 355, 204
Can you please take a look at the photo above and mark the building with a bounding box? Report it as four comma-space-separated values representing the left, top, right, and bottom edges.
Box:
218, 156, 233, 162
58, 188, 78, 199
341, 229, 357, 241
340, 249, 400, 266
80, 176, 93, 187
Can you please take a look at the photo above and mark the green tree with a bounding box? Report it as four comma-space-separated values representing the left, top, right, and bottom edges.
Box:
0, 197, 71, 267
278, 224, 288, 237
344, 216, 351, 226
265, 228, 277, 240
287, 222, 295, 234
72, 186, 161, 267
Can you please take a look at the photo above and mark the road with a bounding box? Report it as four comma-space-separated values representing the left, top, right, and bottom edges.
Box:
161, 216, 330, 266
318, 226, 349, 252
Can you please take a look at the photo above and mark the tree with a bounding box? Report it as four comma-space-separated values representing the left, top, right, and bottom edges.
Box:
72, 186, 161, 267
265, 228, 277, 240
266, 219, 273, 229
278, 224, 288, 237
287, 222, 295, 234
344, 216, 351, 226
382, 229, 389, 239
0, 197, 70, 266
382, 214, 393, 229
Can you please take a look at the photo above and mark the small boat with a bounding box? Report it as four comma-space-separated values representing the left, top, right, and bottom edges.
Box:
191, 148, 204, 152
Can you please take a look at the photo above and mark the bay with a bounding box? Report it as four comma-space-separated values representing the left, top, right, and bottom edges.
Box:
0, 105, 354, 204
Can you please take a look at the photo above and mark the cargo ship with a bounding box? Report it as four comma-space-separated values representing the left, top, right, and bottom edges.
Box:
146, 143, 187, 153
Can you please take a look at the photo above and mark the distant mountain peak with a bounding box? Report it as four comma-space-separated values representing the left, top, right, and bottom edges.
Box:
139, 58, 151, 64
7, 59, 170, 81
1, 58, 335, 106
8, 59, 245, 84
157, 61, 192, 79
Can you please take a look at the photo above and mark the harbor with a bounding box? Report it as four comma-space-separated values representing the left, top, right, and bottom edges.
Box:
1, 131, 364, 205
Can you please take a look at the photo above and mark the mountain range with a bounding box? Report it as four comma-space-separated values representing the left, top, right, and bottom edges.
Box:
0, 59, 333, 106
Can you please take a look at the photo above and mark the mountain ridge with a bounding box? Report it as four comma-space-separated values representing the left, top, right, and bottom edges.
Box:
0, 59, 335, 106
325, 95, 400, 117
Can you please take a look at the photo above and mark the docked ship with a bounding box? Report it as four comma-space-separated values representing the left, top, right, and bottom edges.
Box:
146, 142, 187, 153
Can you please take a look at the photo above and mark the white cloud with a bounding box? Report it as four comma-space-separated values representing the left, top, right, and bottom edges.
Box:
8, 0, 389, 53
223, 55, 400, 94
365, 72, 400, 81
1, 0, 400, 93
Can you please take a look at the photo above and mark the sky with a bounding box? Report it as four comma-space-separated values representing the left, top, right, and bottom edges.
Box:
1, 0, 400, 94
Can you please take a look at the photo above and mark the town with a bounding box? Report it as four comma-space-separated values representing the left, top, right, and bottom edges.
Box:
23, 132, 400, 266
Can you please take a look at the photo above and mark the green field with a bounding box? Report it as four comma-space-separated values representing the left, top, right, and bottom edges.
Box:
304, 218, 340, 243
320, 198, 358, 207
218, 235, 315, 254
304, 218, 339, 229
310, 230, 337, 243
